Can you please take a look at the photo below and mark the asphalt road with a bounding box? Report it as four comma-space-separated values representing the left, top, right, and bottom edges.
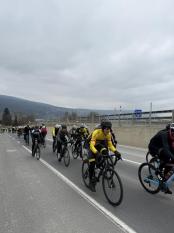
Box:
1, 133, 174, 233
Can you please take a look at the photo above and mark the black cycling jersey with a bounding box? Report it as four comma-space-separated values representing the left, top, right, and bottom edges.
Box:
148, 130, 174, 160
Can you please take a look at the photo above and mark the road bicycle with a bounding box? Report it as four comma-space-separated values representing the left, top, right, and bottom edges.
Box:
138, 153, 174, 194
52, 137, 57, 153
82, 153, 123, 206
57, 141, 71, 167
32, 138, 40, 160
72, 138, 88, 160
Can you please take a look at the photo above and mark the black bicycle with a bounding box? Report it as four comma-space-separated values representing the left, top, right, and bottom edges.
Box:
53, 137, 57, 153
82, 153, 123, 206
72, 138, 87, 160
32, 138, 40, 160
57, 141, 71, 167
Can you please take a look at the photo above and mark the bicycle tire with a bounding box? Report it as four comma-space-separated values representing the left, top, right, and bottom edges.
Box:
149, 158, 160, 169
72, 144, 78, 159
32, 144, 37, 157
82, 160, 90, 188
102, 168, 123, 206
64, 148, 70, 167
32, 148, 35, 157
138, 163, 161, 194
36, 145, 40, 160
53, 141, 57, 153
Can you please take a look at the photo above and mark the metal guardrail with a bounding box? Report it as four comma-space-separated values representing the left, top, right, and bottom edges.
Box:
78, 109, 174, 126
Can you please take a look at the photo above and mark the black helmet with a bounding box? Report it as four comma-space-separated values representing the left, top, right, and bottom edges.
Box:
166, 123, 171, 130
101, 121, 112, 129
61, 124, 67, 129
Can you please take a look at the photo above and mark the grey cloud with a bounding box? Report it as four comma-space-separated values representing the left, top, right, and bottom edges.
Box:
0, 0, 174, 110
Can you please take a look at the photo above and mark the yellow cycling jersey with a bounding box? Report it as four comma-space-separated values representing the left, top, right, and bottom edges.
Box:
90, 129, 116, 154
52, 128, 56, 137
52, 127, 59, 137
77, 127, 89, 137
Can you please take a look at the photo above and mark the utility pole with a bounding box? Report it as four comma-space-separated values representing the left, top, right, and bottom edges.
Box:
119, 106, 122, 126
149, 102, 152, 127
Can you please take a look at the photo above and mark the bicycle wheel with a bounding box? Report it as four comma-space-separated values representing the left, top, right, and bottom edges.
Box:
82, 160, 90, 188
32, 146, 36, 157
36, 145, 40, 160
138, 163, 161, 194
72, 144, 78, 159
64, 148, 70, 167
149, 158, 160, 170
102, 168, 123, 206
77, 144, 83, 159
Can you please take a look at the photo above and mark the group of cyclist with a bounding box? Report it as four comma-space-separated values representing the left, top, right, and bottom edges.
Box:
50, 121, 174, 194
16, 124, 48, 154
15, 119, 174, 195
51, 121, 121, 192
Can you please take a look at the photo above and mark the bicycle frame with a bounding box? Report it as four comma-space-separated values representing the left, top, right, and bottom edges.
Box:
94, 154, 115, 181
144, 162, 174, 189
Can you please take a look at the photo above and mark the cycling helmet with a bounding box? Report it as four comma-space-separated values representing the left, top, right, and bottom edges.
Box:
61, 124, 67, 129
80, 123, 85, 128
101, 120, 112, 130
55, 124, 60, 128
169, 123, 174, 140
72, 125, 77, 129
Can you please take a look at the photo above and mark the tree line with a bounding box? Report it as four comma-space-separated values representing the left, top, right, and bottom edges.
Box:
0, 107, 99, 126
0, 108, 35, 126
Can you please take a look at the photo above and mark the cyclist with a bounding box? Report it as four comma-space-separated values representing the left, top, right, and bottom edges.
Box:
40, 124, 47, 146
24, 125, 30, 144
148, 123, 174, 194
94, 123, 117, 146
74, 124, 89, 152
69, 125, 78, 141
56, 124, 70, 162
52, 124, 61, 150
17, 126, 23, 138
88, 120, 121, 192
31, 126, 42, 156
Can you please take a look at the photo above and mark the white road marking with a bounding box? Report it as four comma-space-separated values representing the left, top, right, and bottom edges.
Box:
118, 144, 147, 152
22, 145, 137, 233
6, 149, 17, 152
123, 159, 141, 165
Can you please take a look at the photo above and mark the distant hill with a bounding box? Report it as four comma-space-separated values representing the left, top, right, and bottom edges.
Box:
0, 95, 122, 120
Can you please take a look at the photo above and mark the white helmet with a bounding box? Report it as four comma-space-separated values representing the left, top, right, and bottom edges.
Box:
72, 125, 77, 129
55, 124, 61, 128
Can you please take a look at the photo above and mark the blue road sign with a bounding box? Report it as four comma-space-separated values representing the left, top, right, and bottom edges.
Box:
134, 109, 142, 118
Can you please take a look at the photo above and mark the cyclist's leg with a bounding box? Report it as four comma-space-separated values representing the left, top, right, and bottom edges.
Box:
32, 138, 35, 156
88, 150, 96, 192
158, 149, 172, 175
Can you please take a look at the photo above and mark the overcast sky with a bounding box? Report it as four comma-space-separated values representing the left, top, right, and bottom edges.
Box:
0, 0, 174, 111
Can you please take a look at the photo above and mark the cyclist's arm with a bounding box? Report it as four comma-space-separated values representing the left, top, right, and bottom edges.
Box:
161, 133, 174, 159
107, 137, 116, 153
